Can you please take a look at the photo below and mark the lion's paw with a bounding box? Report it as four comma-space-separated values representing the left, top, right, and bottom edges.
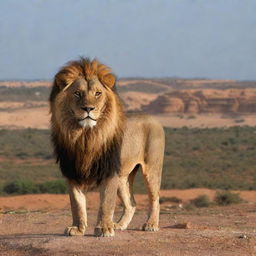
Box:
113, 222, 127, 230
142, 223, 159, 232
64, 226, 85, 236
94, 227, 115, 237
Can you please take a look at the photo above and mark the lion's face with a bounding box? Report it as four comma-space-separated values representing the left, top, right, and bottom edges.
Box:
64, 77, 109, 128
50, 58, 119, 130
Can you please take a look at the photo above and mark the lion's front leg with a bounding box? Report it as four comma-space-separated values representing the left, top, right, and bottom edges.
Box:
65, 181, 87, 236
94, 175, 119, 237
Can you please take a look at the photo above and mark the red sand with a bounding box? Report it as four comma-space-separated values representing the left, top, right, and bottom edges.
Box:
1, 189, 256, 212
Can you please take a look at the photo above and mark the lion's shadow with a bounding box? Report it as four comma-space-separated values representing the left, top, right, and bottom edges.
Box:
0, 233, 95, 240
0, 228, 149, 240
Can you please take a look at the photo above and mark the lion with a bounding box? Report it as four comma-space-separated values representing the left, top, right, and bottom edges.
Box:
49, 57, 165, 237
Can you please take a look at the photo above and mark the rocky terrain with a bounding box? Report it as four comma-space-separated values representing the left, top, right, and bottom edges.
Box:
143, 89, 256, 114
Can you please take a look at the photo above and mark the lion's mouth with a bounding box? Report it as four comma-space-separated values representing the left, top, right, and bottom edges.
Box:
79, 116, 97, 122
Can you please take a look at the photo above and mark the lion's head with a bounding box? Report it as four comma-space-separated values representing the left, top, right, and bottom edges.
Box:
50, 58, 119, 129
49, 58, 124, 186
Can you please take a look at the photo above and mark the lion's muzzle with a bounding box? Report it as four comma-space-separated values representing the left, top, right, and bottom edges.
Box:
78, 116, 97, 128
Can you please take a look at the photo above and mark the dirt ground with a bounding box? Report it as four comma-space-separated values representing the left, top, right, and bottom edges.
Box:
0, 190, 256, 256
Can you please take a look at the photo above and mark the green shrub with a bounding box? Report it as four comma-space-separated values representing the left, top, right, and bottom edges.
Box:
190, 195, 210, 208
159, 196, 182, 204
234, 119, 245, 123
3, 180, 39, 195
2, 179, 67, 195
215, 191, 242, 206
184, 203, 196, 211
187, 115, 196, 119
0, 86, 50, 102
38, 180, 67, 194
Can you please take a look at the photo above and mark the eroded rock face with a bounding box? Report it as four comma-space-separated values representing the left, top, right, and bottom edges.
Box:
143, 95, 185, 114
143, 89, 256, 114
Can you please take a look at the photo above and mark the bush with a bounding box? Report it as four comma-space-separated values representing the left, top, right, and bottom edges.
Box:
190, 195, 210, 208
3, 180, 39, 195
184, 203, 196, 211
159, 196, 182, 204
187, 115, 197, 119
234, 119, 245, 123
38, 180, 67, 194
215, 191, 242, 206
2, 179, 67, 195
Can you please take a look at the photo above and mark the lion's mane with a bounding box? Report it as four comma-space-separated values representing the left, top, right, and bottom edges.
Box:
49, 58, 125, 187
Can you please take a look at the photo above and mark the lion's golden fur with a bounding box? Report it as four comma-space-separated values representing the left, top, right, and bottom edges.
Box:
50, 57, 165, 237
49, 58, 125, 186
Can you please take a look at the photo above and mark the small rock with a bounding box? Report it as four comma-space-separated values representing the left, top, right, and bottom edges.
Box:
238, 234, 248, 239
171, 222, 192, 229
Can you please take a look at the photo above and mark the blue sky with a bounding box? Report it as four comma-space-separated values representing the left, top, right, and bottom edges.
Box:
0, 0, 255, 80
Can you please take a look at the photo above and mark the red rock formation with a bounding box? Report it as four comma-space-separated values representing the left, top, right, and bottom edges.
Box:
143, 89, 256, 114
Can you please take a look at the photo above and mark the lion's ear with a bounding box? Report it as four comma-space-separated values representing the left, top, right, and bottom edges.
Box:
101, 73, 116, 89
54, 75, 65, 89
55, 75, 72, 91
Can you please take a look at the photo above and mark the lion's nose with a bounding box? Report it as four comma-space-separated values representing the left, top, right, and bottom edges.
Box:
81, 106, 95, 113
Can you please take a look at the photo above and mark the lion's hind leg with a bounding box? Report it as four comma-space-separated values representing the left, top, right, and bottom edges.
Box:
114, 166, 138, 230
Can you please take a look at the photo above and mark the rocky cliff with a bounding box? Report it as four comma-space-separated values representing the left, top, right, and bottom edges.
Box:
143, 89, 256, 114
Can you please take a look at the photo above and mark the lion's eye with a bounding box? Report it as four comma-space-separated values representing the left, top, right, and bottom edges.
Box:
95, 91, 102, 97
74, 91, 81, 98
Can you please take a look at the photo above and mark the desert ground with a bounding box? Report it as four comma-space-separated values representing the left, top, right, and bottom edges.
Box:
0, 189, 256, 256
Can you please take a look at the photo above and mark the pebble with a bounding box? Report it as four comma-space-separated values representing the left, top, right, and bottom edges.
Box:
238, 234, 247, 239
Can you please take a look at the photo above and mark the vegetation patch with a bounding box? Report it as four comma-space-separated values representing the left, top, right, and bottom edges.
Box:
159, 196, 182, 204
1, 180, 67, 195
190, 195, 211, 208
0, 86, 50, 102
163, 126, 256, 191
215, 191, 243, 205
1, 126, 256, 193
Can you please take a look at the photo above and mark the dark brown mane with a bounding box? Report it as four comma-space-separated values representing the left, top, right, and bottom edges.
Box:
51, 130, 123, 187
49, 58, 125, 187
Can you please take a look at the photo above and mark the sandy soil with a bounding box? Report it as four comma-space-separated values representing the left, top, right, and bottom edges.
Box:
0, 107, 50, 129
119, 79, 170, 91
0, 101, 48, 110
0, 189, 256, 256
1, 189, 256, 212
154, 113, 256, 128
181, 79, 236, 85
120, 91, 158, 111
0, 81, 51, 88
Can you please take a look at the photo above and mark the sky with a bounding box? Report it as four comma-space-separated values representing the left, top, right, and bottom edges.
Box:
0, 0, 255, 80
